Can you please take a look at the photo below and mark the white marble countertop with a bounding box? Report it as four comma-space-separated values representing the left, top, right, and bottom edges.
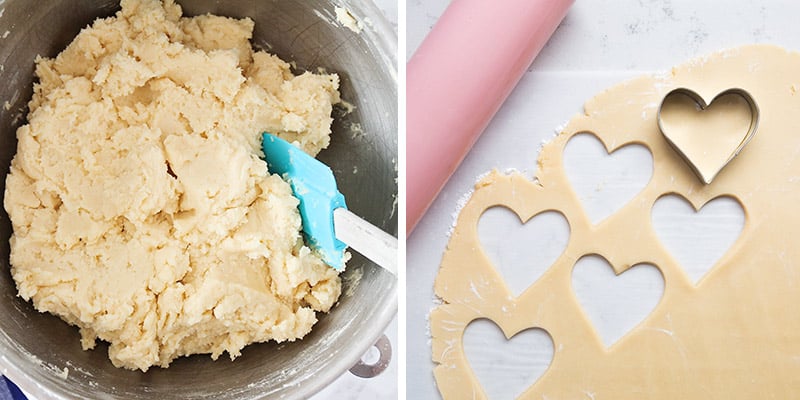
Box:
407, 1, 800, 399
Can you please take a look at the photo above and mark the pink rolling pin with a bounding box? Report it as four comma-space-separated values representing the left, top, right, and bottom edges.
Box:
406, 0, 574, 235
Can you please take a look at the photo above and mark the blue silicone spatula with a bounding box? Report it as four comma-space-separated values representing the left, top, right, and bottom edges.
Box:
261, 133, 397, 275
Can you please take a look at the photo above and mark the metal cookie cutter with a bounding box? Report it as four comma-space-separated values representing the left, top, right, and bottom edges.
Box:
657, 88, 759, 184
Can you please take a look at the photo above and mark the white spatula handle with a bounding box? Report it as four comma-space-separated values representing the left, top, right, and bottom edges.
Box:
333, 208, 397, 275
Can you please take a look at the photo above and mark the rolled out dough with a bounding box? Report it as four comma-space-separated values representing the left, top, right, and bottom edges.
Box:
432, 45, 800, 399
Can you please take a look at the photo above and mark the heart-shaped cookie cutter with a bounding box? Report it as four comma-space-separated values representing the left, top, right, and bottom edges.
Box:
657, 88, 759, 184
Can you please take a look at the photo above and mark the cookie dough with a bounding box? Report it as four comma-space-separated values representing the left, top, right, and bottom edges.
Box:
432, 45, 800, 398
4, 0, 343, 371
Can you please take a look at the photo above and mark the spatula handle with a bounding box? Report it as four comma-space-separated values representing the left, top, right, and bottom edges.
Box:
333, 208, 398, 275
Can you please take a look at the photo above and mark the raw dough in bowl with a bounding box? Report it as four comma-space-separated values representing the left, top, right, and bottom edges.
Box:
4, 0, 342, 371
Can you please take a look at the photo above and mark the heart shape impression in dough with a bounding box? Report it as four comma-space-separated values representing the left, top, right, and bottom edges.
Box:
651, 194, 745, 285
478, 207, 569, 296
563, 133, 653, 224
572, 255, 664, 347
658, 88, 759, 184
463, 319, 554, 399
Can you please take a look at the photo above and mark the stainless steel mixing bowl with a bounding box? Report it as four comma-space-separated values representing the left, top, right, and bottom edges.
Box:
0, 1, 397, 398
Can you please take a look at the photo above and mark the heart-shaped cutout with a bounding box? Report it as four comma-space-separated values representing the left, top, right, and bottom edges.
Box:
563, 133, 653, 224
463, 319, 554, 399
652, 194, 744, 284
658, 88, 759, 184
478, 207, 569, 296
572, 255, 664, 347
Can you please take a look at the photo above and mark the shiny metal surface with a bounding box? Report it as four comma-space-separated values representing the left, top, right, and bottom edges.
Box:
0, 1, 397, 399
348, 334, 392, 379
